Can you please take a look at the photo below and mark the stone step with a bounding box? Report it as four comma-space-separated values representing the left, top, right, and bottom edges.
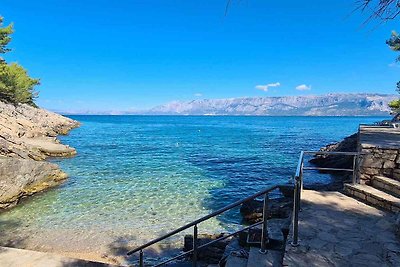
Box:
371, 176, 400, 198
246, 247, 283, 267
247, 219, 286, 246
344, 183, 400, 212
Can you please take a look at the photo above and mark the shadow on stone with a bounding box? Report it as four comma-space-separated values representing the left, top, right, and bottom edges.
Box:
285, 190, 400, 267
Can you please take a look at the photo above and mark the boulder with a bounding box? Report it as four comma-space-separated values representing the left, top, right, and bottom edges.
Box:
240, 197, 293, 224
0, 157, 68, 209
279, 184, 294, 199
183, 233, 232, 263
309, 133, 357, 170
0, 100, 79, 210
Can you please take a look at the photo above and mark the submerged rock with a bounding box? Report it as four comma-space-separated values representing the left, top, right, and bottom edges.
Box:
183, 233, 232, 264
240, 197, 293, 224
0, 157, 68, 209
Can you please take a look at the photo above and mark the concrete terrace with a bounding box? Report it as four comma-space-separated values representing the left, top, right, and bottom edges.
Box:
359, 126, 400, 149
283, 126, 400, 266
284, 190, 400, 267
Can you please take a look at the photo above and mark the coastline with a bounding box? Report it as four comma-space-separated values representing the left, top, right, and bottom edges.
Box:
308, 133, 358, 190
0, 115, 391, 265
0, 100, 80, 209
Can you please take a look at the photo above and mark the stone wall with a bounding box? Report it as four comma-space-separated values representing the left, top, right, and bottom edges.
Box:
358, 146, 400, 183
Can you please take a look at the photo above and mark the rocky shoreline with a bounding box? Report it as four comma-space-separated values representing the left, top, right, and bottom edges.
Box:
307, 133, 358, 190
309, 133, 357, 170
0, 100, 79, 209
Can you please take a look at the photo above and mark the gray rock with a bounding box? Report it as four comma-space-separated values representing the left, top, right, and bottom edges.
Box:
362, 156, 384, 168
309, 133, 357, 170
394, 169, 400, 179
396, 155, 400, 164
0, 100, 79, 210
383, 160, 396, 169
361, 167, 380, 175
0, 100, 79, 160
240, 197, 293, 224
183, 233, 232, 264
0, 158, 68, 209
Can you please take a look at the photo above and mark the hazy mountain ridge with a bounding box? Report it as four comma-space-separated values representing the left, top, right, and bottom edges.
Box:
147, 94, 397, 116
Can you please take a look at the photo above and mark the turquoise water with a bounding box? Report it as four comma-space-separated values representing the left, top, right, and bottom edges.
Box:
0, 116, 388, 253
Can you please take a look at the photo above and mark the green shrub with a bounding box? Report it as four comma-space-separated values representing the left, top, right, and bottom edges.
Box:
0, 62, 39, 106
0, 16, 39, 106
387, 33, 400, 113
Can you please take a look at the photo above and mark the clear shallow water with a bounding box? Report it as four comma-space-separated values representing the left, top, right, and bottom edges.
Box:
0, 116, 388, 253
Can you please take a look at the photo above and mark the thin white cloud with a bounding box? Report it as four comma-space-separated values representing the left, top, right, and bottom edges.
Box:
194, 93, 202, 97
255, 82, 281, 92
389, 62, 399, 68
296, 84, 312, 91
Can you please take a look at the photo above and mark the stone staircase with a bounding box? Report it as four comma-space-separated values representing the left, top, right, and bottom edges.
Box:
166, 218, 289, 267
221, 218, 289, 267
224, 247, 283, 267
344, 175, 400, 212
346, 125, 400, 213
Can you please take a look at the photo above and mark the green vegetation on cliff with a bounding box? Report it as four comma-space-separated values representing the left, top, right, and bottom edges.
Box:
388, 81, 400, 113
387, 32, 400, 113
0, 16, 39, 106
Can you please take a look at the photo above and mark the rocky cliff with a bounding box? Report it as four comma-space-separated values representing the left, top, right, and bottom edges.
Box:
0, 101, 79, 209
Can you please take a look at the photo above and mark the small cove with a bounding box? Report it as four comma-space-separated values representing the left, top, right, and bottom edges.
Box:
0, 115, 388, 261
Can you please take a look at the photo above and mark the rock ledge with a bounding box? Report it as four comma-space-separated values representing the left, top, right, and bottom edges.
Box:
0, 100, 79, 209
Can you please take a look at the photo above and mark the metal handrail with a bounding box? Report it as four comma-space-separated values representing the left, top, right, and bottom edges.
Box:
127, 184, 283, 266
154, 221, 264, 267
303, 151, 361, 155
291, 150, 360, 246
359, 123, 393, 128
127, 184, 279, 255
127, 150, 362, 265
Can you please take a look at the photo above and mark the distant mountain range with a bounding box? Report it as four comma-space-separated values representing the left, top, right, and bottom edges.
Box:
58, 93, 398, 116
145, 93, 397, 116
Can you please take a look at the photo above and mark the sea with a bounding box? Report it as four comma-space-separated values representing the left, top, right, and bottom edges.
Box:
0, 115, 389, 258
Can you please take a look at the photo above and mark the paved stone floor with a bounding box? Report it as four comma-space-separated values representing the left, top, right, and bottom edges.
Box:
359, 126, 400, 149
284, 190, 400, 267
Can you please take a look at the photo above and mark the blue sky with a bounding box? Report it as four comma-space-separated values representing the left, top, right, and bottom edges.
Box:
1, 0, 399, 112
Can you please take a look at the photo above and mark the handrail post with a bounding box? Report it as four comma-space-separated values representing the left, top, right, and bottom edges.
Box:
260, 192, 269, 254
193, 224, 198, 267
139, 250, 144, 267
352, 155, 358, 185
299, 161, 303, 211
300, 162, 304, 192
291, 175, 301, 247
